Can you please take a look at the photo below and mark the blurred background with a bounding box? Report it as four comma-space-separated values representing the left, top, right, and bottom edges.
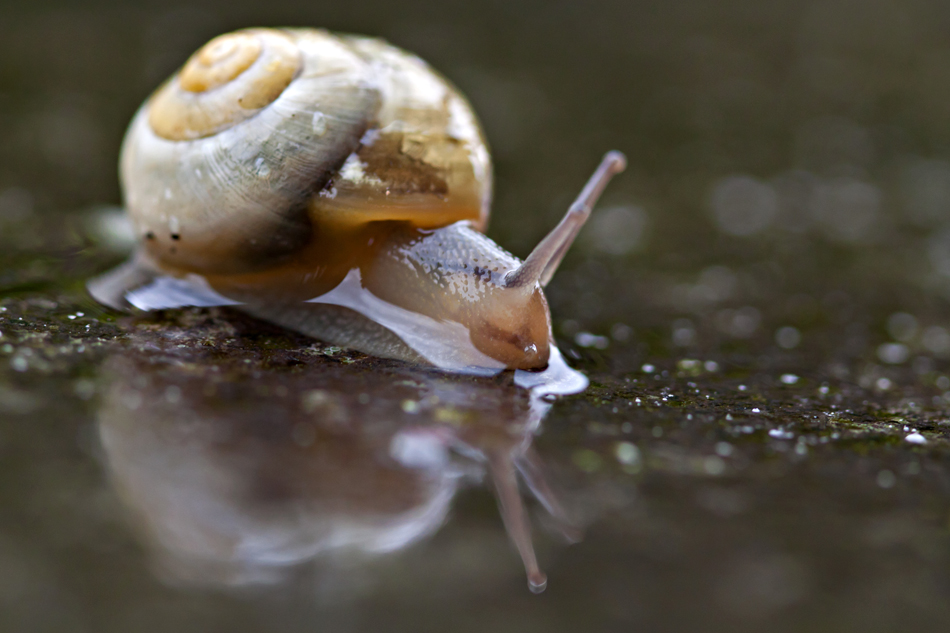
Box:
7, 0, 950, 359
5, 0, 950, 631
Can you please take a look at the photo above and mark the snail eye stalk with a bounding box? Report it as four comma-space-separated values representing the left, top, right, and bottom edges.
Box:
506, 151, 626, 289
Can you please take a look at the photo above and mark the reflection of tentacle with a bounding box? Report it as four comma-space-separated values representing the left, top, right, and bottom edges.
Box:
487, 448, 547, 593
514, 447, 582, 544
96, 323, 589, 592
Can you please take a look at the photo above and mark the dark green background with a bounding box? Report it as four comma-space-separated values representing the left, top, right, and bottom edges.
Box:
4, 1, 950, 631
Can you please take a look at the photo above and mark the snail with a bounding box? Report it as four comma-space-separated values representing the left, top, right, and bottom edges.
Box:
89, 27, 626, 374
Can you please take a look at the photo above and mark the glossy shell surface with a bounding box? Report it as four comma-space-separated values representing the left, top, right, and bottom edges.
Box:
121, 28, 492, 276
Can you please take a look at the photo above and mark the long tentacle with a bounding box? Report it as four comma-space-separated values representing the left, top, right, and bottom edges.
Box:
506, 151, 626, 289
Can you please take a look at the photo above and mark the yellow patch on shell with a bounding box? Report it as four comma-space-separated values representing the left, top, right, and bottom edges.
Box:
179, 33, 262, 93
148, 29, 302, 141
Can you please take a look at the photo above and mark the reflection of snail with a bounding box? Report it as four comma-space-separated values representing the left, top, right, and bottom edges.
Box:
97, 327, 584, 592
89, 28, 626, 373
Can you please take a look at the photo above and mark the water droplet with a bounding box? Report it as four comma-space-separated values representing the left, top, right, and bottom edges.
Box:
121, 391, 143, 410
586, 205, 648, 255
677, 359, 702, 374
572, 449, 603, 473
615, 442, 640, 466
776, 326, 801, 349
710, 175, 779, 236
877, 343, 909, 364
704, 456, 726, 476
254, 156, 271, 178
886, 313, 918, 342
717, 307, 761, 339
164, 385, 181, 404
610, 323, 632, 341
923, 327, 950, 356
575, 332, 609, 349
312, 111, 327, 136
812, 178, 881, 243
73, 379, 95, 400
672, 318, 696, 346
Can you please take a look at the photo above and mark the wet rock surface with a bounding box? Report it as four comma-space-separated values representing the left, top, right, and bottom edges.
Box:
5, 0, 950, 631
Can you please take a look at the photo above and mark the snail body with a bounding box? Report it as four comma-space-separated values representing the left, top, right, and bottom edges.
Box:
90, 27, 625, 373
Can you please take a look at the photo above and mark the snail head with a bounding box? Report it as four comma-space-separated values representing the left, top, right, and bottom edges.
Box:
374, 152, 626, 370
482, 151, 628, 369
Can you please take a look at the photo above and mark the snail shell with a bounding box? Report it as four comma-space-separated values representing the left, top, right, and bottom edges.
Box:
91, 27, 625, 372
122, 28, 490, 276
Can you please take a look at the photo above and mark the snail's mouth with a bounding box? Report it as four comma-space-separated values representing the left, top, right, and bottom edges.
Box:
521, 350, 551, 372
469, 323, 550, 371
514, 341, 550, 371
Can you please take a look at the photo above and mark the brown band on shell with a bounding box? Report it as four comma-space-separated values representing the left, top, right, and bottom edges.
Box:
148, 30, 302, 141
359, 133, 450, 197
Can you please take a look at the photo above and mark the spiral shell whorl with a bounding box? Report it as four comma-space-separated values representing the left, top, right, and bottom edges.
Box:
179, 32, 261, 93
122, 27, 493, 277
148, 30, 301, 141
123, 28, 381, 275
